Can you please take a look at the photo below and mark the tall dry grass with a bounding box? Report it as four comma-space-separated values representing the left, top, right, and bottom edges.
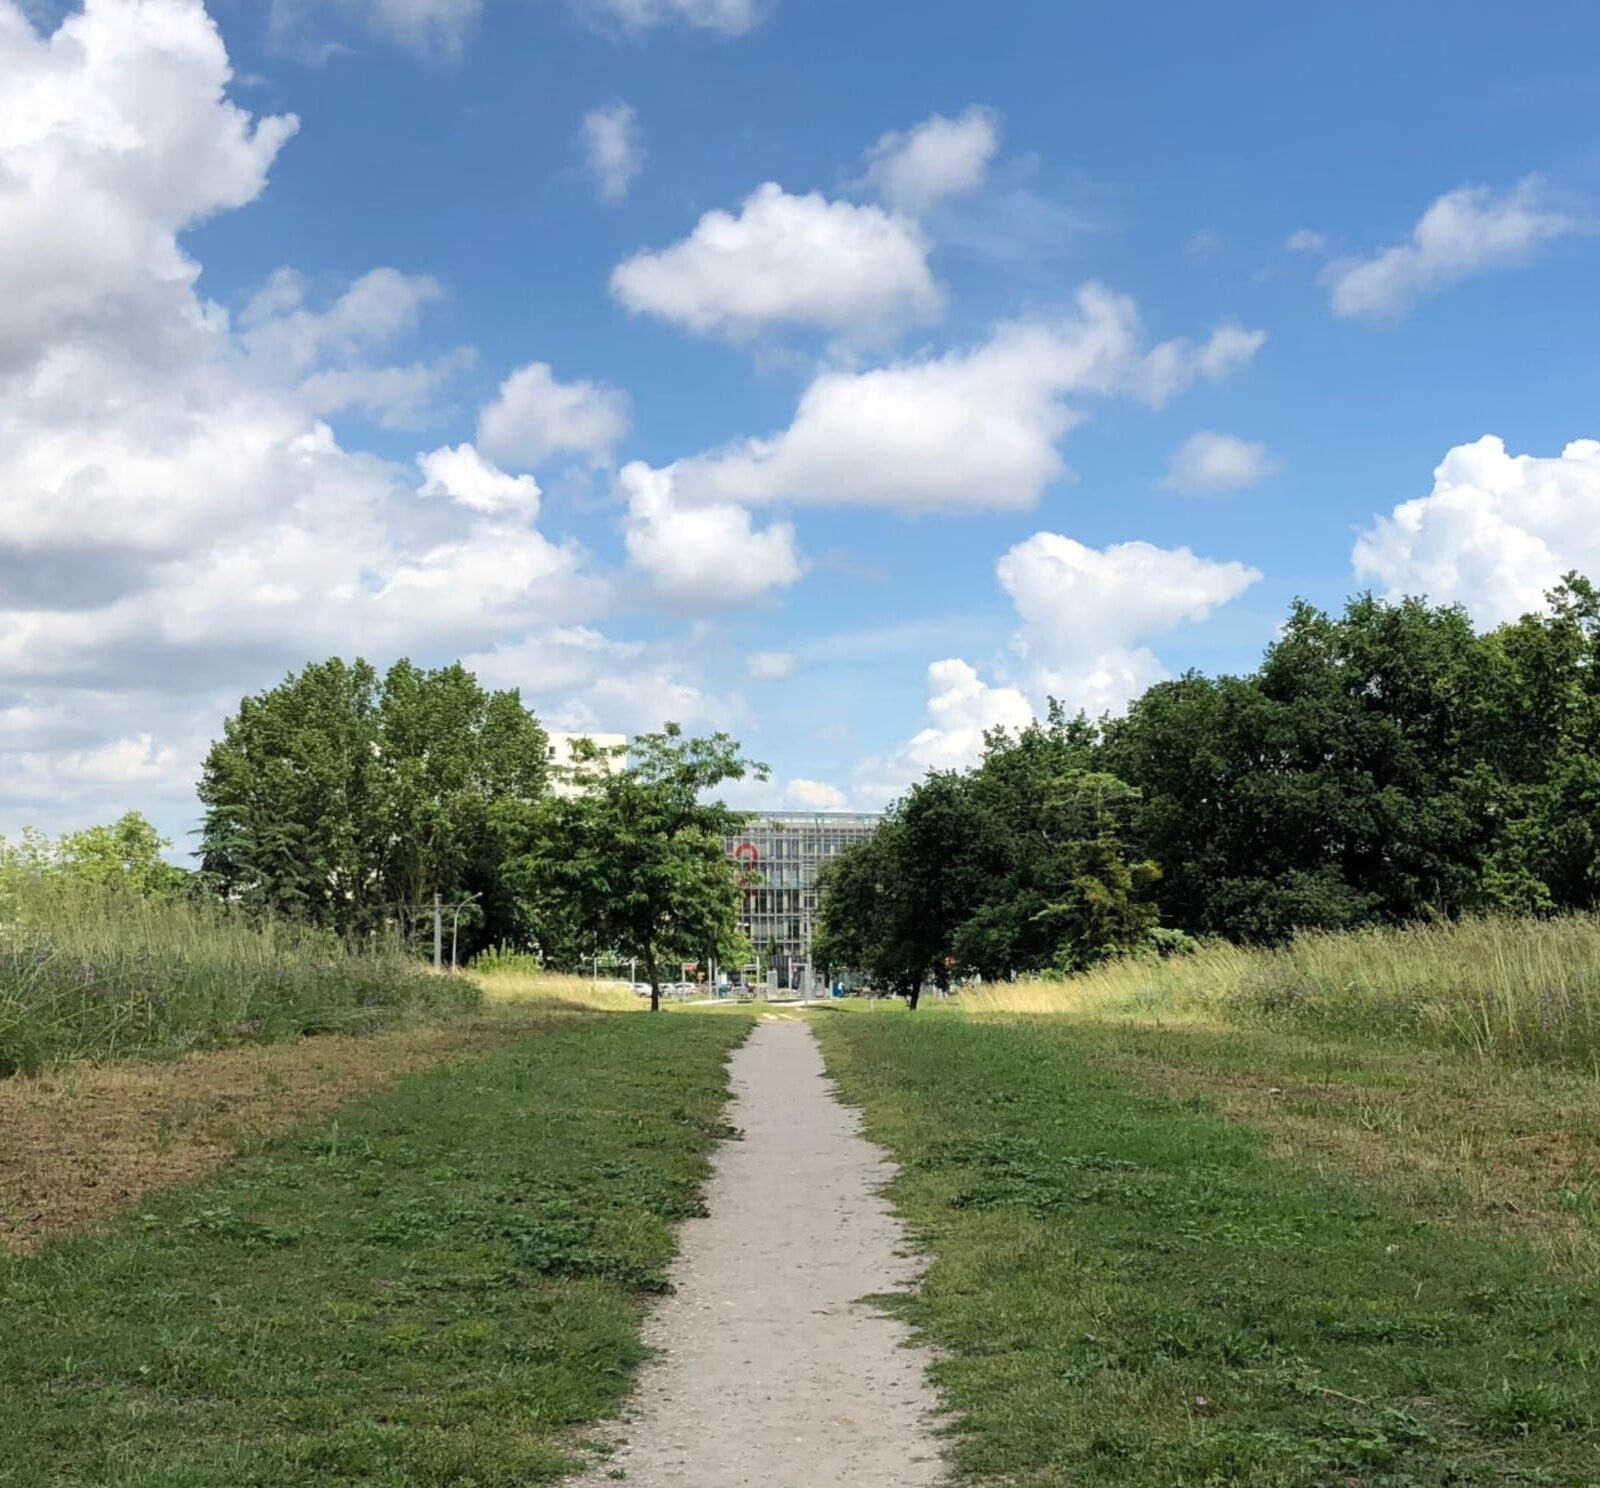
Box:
0, 875, 476, 1075
963, 914, 1600, 1067
473, 967, 643, 1013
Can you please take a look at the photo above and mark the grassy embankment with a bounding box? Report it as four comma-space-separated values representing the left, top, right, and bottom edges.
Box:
0, 877, 474, 1075
2, 1010, 749, 1485
815, 913, 1600, 1487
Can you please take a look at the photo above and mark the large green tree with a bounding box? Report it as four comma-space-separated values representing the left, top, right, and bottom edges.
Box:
512, 726, 763, 1011
815, 717, 1163, 1000
197, 658, 547, 951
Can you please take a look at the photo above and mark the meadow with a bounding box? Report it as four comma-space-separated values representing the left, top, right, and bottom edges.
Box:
965, 912, 1600, 1067
1, 1011, 750, 1485
815, 1007, 1600, 1487
0, 876, 474, 1075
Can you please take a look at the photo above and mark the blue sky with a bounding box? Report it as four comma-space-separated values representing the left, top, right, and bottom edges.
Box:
4, 0, 1600, 841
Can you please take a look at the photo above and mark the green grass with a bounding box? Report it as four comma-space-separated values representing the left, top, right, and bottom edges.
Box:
965, 913, 1600, 1068
815, 1011, 1600, 1487
0, 1010, 750, 1485
0, 877, 474, 1074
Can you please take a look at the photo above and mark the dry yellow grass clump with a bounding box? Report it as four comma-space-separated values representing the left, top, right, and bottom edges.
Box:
964, 913, 1600, 1067
474, 969, 644, 1012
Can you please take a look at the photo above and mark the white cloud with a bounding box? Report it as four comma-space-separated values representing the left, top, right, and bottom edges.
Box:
269, 0, 482, 59
785, 777, 848, 811
610, 182, 942, 343
1185, 229, 1222, 258
855, 534, 1260, 804
0, 733, 187, 809
997, 533, 1261, 712
853, 659, 1033, 806
0, 0, 610, 831
0, 0, 298, 379
1161, 432, 1276, 495
477, 361, 631, 469
746, 649, 794, 680
1353, 434, 1600, 627
577, 0, 759, 34
463, 626, 742, 735
418, 443, 541, 515
240, 266, 468, 427
858, 106, 999, 215
666, 284, 1264, 513
1286, 228, 1328, 254
581, 101, 642, 203
620, 462, 805, 610
1322, 178, 1576, 318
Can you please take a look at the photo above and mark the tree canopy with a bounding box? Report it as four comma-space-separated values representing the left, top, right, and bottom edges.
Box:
197, 657, 547, 955
818, 575, 1600, 988
0, 812, 187, 899
511, 726, 765, 1010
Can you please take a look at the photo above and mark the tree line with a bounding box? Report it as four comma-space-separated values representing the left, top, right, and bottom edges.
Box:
5, 658, 763, 1013
813, 575, 1600, 1000
194, 657, 764, 1007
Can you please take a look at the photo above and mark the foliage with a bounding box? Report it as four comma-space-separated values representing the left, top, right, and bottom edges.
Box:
1103, 576, 1600, 941
511, 725, 763, 1010
197, 657, 547, 957
0, 874, 473, 1076
815, 708, 1165, 995
0, 1014, 749, 1482
824, 576, 1600, 972
816, 1013, 1600, 1486
0, 811, 187, 899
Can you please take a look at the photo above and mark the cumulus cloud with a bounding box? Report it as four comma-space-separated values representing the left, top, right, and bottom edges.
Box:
746, 650, 794, 680
854, 534, 1260, 803
581, 101, 642, 203
1286, 227, 1328, 254
610, 182, 942, 343
576, 0, 759, 35
464, 627, 742, 735
240, 266, 469, 427
417, 443, 542, 515
0, 0, 297, 379
785, 777, 848, 810
1353, 434, 1600, 627
858, 106, 999, 215
666, 284, 1265, 513
620, 462, 805, 610
1161, 432, 1276, 495
853, 660, 1034, 806
477, 361, 631, 469
1322, 178, 1576, 318
997, 533, 1261, 712
0, 0, 613, 831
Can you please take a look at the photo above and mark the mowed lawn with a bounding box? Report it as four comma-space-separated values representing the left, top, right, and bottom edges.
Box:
815, 1011, 1600, 1488
2, 1012, 749, 1487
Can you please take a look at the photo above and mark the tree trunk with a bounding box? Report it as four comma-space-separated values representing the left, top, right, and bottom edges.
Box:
646, 949, 662, 1014
906, 977, 921, 1012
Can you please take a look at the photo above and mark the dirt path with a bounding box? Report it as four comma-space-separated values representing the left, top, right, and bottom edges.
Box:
571, 1016, 945, 1487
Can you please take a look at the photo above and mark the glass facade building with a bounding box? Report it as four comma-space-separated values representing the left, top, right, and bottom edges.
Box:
726, 810, 881, 993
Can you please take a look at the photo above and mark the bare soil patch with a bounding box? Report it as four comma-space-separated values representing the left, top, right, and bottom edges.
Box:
0, 1014, 540, 1254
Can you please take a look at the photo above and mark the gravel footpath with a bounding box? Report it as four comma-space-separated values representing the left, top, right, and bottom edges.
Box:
568, 1016, 945, 1487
